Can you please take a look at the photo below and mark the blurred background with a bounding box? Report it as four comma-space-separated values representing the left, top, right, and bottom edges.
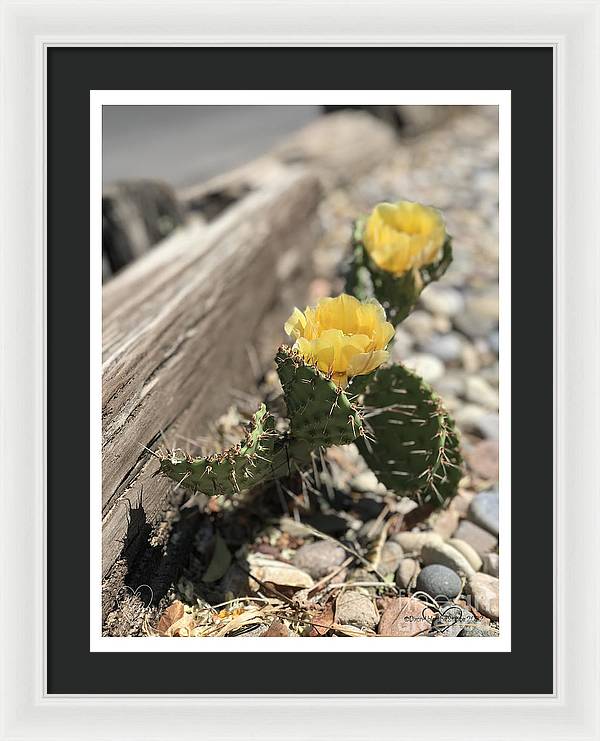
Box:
103, 105, 320, 187
102, 105, 496, 279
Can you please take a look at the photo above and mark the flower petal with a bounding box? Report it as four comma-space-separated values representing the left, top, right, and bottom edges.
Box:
287, 293, 393, 382
363, 200, 447, 276
347, 350, 390, 377
284, 307, 306, 339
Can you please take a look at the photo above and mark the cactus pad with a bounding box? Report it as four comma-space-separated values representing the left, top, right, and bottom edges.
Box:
276, 345, 364, 448
159, 349, 367, 497
159, 404, 286, 497
357, 363, 463, 507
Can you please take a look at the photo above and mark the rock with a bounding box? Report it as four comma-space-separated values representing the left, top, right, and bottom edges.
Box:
454, 403, 487, 434
220, 563, 252, 597
432, 314, 452, 335
447, 538, 483, 572
353, 497, 386, 521
465, 376, 499, 410
458, 623, 500, 637
391, 326, 414, 360
461, 343, 481, 373
403, 353, 445, 384
438, 393, 460, 413
421, 541, 476, 577
474, 337, 495, 366
357, 517, 385, 543
475, 412, 499, 440
431, 508, 460, 539
480, 362, 499, 387
347, 567, 380, 590
335, 590, 379, 631
302, 512, 349, 536
391, 531, 443, 555
422, 332, 465, 364
292, 540, 346, 579
488, 330, 499, 355
469, 489, 499, 535
329, 488, 354, 511
432, 371, 465, 399
396, 558, 420, 590
278, 516, 311, 538
378, 541, 404, 576
378, 596, 431, 637
392, 497, 420, 516
431, 604, 476, 637
449, 489, 475, 516
350, 470, 382, 493
420, 285, 465, 317
465, 439, 499, 481
454, 292, 498, 337
454, 520, 498, 558
483, 552, 499, 577
247, 555, 314, 590
416, 564, 462, 600
402, 309, 435, 343
467, 573, 499, 620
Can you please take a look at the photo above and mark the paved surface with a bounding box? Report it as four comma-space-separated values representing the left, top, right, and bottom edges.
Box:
102, 105, 320, 188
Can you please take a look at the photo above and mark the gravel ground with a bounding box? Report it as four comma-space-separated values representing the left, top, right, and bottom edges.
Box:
128, 106, 500, 639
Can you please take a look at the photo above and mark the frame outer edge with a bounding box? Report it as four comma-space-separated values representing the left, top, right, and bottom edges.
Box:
0, 0, 598, 739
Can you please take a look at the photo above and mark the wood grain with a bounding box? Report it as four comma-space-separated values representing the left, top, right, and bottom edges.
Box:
101, 169, 322, 577
100, 111, 398, 624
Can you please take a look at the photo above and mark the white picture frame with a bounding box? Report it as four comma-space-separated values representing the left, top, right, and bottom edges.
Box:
1, 1, 598, 739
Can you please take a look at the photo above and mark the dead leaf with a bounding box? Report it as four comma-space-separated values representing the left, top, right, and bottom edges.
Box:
202, 532, 232, 583
377, 597, 431, 637
263, 620, 292, 637
157, 601, 184, 635
157, 600, 196, 637
309, 602, 335, 636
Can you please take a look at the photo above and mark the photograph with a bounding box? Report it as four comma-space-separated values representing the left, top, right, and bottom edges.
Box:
97, 95, 505, 646
5, 8, 594, 736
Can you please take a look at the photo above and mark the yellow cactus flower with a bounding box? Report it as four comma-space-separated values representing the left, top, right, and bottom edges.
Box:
363, 200, 447, 277
284, 294, 394, 387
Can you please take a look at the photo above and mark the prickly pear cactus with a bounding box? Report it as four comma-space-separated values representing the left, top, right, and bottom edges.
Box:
158, 199, 464, 515
357, 364, 463, 506
159, 348, 367, 496
159, 404, 284, 497
346, 217, 453, 326
275, 345, 364, 448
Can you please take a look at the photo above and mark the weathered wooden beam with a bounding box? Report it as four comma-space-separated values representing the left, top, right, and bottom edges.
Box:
102, 168, 322, 579
101, 110, 398, 627
102, 179, 184, 277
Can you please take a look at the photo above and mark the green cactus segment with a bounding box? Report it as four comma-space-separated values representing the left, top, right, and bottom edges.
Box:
345, 218, 453, 326
275, 345, 364, 448
159, 350, 367, 497
159, 404, 284, 496
357, 363, 463, 507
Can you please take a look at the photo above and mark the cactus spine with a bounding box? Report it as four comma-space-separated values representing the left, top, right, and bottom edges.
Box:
159, 346, 366, 497
357, 364, 462, 507
159, 199, 465, 512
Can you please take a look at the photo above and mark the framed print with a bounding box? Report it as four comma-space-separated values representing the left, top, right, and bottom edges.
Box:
1, 1, 599, 740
